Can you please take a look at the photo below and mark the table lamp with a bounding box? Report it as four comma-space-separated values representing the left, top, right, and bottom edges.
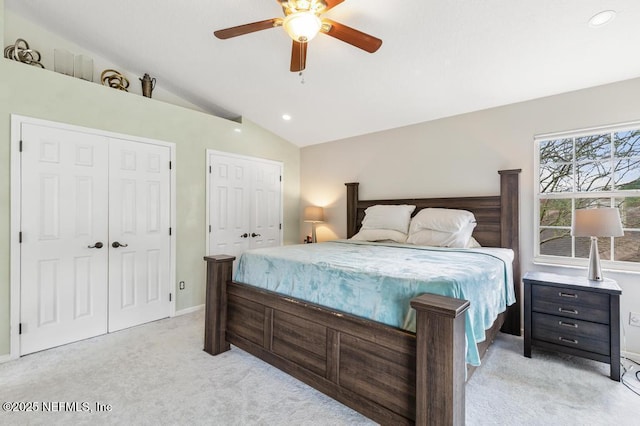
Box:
304, 206, 324, 243
571, 207, 624, 281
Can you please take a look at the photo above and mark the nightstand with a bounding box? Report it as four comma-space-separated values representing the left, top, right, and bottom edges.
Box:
523, 271, 622, 381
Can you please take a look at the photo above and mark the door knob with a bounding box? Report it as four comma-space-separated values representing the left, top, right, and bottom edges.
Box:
88, 242, 104, 249
112, 241, 129, 248
240, 233, 249, 238
251, 233, 261, 238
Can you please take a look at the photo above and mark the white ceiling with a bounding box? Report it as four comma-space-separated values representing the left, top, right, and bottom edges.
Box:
6, 0, 640, 147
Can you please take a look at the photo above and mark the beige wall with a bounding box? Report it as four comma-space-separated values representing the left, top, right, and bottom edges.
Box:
301, 78, 640, 355
0, 58, 300, 356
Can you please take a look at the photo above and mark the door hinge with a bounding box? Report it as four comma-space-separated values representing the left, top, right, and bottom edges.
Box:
19, 323, 22, 335
169, 293, 172, 302
279, 175, 282, 182
279, 223, 282, 230
209, 225, 211, 233
169, 227, 172, 236
19, 140, 23, 152
19, 231, 22, 243
209, 165, 212, 174
169, 161, 172, 170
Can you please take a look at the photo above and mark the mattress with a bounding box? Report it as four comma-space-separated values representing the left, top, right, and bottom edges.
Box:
234, 239, 515, 366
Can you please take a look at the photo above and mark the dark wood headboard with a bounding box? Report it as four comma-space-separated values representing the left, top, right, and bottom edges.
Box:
345, 169, 522, 335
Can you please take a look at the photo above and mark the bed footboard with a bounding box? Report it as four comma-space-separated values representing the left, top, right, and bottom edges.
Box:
204, 255, 470, 425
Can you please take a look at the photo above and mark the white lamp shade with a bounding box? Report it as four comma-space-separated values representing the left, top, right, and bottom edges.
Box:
304, 206, 324, 223
283, 12, 322, 42
572, 208, 624, 237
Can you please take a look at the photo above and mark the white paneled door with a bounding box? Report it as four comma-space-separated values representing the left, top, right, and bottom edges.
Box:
209, 155, 252, 259
208, 152, 282, 262
18, 122, 172, 355
108, 138, 171, 332
20, 124, 110, 355
251, 160, 283, 249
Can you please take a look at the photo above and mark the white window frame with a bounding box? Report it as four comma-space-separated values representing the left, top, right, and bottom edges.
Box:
533, 120, 640, 274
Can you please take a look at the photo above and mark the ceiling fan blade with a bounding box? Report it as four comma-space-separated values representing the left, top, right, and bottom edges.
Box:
214, 19, 281, 39
321, 19, 382, 53
324, 0, 345, 12
290, 41, 308, 72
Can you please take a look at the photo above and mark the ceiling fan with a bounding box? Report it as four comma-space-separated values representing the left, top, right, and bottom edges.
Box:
214, 0, 382, 72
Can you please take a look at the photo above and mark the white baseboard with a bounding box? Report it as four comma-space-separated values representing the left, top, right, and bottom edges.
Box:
0, 354, 13, 364
174, 304, 205, 317
622, 350, 640, 363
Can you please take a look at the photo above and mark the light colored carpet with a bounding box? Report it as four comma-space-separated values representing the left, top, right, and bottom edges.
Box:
0, 309, 637, 425
466, 332, 638, 425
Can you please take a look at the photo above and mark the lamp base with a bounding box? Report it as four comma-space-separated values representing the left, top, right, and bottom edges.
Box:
311, 223, 317, 243
587, 236, 603, 281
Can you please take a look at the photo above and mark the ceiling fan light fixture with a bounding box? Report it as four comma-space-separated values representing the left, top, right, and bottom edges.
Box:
283, 12, 322, 42
284, 0, 327, 14
214, 0, 382, 71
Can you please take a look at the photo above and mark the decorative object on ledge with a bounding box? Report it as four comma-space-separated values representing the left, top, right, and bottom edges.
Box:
4, 38, 44, 68
53, 48, 74, 76
139, 73, 156, 98
53, 49, 93, 80
74, 54, 94, 81
100, 69, 129, 91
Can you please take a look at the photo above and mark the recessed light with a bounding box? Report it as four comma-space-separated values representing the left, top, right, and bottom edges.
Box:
234, 128, 242, 133
589, 10, 616, 28
282, 114, 292, 121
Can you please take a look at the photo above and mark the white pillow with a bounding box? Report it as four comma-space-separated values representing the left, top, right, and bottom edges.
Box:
351, 229, 408, 243
467, 237, 482, 248
408, 208, 476, 234
361, 204, 416, 234
406, 222, 476, 248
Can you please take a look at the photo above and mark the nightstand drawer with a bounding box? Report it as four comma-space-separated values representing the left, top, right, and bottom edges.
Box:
531, 285, 609, 324
532, 312, 610, 356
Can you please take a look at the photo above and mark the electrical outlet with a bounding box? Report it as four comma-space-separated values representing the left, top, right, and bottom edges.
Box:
179, 281, 185, 290
630, 312, 640, 327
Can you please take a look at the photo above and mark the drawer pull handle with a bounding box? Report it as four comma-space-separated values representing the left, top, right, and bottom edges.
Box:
558, 321, 578, 328
559, 308, 579, 315
559, 337, 578, 344
559, 292, 578, 299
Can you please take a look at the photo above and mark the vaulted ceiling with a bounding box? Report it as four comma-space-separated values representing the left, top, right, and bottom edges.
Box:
6, 0, 640, 146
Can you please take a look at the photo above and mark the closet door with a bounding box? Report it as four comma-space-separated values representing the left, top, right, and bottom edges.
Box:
209, 155, 252, 260
20, 124, 109, 355
251, 161, 282, 249
108, 138, 172, 332
208, 152, 282, 261
15, 118, 175, 355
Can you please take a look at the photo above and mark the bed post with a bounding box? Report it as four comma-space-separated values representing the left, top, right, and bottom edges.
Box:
498, 169, 521, 336
345, 182, 359, 238
203, 255, 235, 355
411, 294, 470, 426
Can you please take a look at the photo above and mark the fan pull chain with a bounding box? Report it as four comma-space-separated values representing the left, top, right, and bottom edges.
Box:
299, 41, 305, 84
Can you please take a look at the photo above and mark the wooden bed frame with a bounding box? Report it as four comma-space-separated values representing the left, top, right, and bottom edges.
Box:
204, 169, 521, 425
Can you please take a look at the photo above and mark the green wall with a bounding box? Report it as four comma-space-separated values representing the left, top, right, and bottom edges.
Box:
0, 0, 4, 47
0, 58, 300, 356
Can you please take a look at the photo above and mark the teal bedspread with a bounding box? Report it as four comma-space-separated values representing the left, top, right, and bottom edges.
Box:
234, 240, 515, 366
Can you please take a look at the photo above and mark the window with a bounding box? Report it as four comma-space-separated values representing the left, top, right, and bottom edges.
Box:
534, 122, 640, 271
